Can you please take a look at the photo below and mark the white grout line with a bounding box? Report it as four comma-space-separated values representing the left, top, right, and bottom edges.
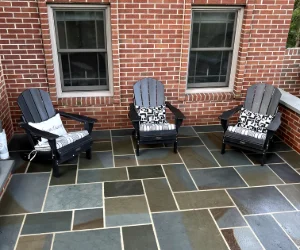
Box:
266, 165, 286, 183
105, 194, 145, 199
219, 226, 249, 230
50, 233, 55, 250
274, 152, 300, 176
274, 185, 298, 211
125, 167, 129, 180
70, 210, 74, 231
41, 170, 52, 212
130, 135, 138, 167
151, 206, 236, 214
160, 167, 180, 210
13, 171, 51, 176
75, 156, 79, 184
120, 227, 125, 250
208, 209, 231, 250
141, 180, 161, 250
13, 214, 26, 250
110, 130, 116, 169
224, 189, 266, 250
271, 214, 299, 249
241, 151, 256, 165
232, 167, 250, 187
0, 174, 13, 202
102, 182, 106, 228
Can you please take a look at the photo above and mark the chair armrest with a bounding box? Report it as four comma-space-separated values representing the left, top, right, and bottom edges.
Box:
19, 123, 59, 140
267, 112, 281, 132
219, 105, 243, 121
165, 102, 185, 120
128, 103, 140, 122
58, 111, 97, 124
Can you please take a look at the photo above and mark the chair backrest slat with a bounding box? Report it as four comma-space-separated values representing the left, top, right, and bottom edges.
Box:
244, 83, 281, 116
18, 89, 56, 123
133, 78, 165, 107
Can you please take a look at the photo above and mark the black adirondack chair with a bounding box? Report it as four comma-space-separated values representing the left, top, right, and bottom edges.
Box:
219, 83, 282, 165
17, 89, 97, 177
129, 78, 185, 156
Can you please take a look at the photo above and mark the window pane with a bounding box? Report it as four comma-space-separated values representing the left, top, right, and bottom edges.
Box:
225, 22, 234, 47
188, 51, 231, 86
61, 54, 70, 79
57, 21, 66, 49
69, 53, 98, 78
70, 79, 99, 86
97, 20, 105, 49
199, 23, 226, 48
191, 22, 200, 48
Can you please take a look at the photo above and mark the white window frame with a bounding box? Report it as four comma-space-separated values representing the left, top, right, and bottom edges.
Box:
48, 4, 113, 98
186, 6, 244, 94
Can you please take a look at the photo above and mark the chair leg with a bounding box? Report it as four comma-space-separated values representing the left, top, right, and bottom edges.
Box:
136, 141, 140, 156
86, 148, 92, 160
261, 152, 266, 166
52, 158, 60, 178
174, 141, 178, 153
221, 142, 226, 154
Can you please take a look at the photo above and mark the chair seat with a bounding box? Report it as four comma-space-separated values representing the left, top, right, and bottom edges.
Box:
227, 126, 267, 140
139, 122, 176, 132
34, 130, 89, 151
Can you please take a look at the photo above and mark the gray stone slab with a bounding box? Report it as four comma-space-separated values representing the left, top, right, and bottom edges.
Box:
73, 208, 103, 230
16, 234, 53, 250
0, 160, 14, 191
211, 207, 247, 229
44, 183, 102, 211
277, 184, 300, 209
52, 228, 121, 250
0, 173, 50, 215
77, 168, 128, 184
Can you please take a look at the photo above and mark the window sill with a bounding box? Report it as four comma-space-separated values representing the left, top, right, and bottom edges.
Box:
185, 90, 235, 102
58, 90, 113, 98
186, 86, 233, 94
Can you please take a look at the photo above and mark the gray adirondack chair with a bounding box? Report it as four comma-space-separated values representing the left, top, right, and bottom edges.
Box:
219, 83, 282, 165
128, 78, 185, 156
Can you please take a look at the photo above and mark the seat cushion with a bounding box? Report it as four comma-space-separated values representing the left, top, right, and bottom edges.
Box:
237, 108, 274, 133
136, 105, 166, 124
34, 130, 89, 151
228, 126, 267, 140
139, 122, 176, 132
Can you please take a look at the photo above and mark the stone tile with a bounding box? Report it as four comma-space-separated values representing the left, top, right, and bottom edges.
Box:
105, 196, 151, 227
91, 130, 111, 141
228, 186, 295, 215
16, 234, 53, 250
177, 137, 203, 147
277, 151, 300, 169
73, 208, 103, 230
277, 184, 300, 209
44, 183, 102, 211
246, 153, 284, 165
79, 152, 113, 169
8, 134, 32, 151
190, 168, 247, 190
92, 141, 112, 151
193, 125, 223, 132
137, 148, 182, 165
27, 161, 52, 173
114, 155, 137, 167
0, 173, 49, 215
269, 141, 292, 152
222, 228, 263, 250
128, 165, 164, 179
52, 228, 121, 250
163, 164, 197, 192
246, 215, 298, 250
268, 163, 300, 183
104, 180, 144, 197
198, 132, 225, 150
122, 225, 158, 250
210, 207, 247, 229
273, 212, 300, 247
235, 165, 284, 186
9, 152, 28, 174
50, 165, 77, 186
0, 215, 24, 250
175, 190, 233, 209
21, 211, 72, 235
178, 126, 197, 137
77, 168, 128, 184
61, 156, 78, 165
153, 210, 228, 250
143, 178, 177, 212
179, 146, 219, 169
212, 150, 252, 167
111, 129, 133, 137
133, 141, 164, 149
112, 136, 134, 155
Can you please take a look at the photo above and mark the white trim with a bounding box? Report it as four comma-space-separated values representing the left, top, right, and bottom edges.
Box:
47, 4, 113, 98
186, 6, 244, 94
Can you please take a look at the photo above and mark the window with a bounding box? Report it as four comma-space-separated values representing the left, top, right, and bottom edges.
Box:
48, 5, 112, 97
188, 8, 243, 91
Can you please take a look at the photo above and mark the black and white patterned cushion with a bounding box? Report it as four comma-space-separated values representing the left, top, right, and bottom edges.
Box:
34, 130, 89, 151
140, 123, 176, 131
136, 105, 166, 124
228, 126, 267, 140
237, 108, 273, 133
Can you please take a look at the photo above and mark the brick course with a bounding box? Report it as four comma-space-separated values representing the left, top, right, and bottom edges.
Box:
0, 0, 299, 151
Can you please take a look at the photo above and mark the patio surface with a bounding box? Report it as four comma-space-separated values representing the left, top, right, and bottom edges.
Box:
1, 125, 300, 250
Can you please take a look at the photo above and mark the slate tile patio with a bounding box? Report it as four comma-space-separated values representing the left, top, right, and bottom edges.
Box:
1, 126, 300, 250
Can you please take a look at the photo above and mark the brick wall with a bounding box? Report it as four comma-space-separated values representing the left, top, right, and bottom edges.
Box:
0, 58, 13, 140
0, 0, 298, 135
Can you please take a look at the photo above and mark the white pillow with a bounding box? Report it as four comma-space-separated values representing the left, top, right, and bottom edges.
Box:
29, 113, 67, 143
